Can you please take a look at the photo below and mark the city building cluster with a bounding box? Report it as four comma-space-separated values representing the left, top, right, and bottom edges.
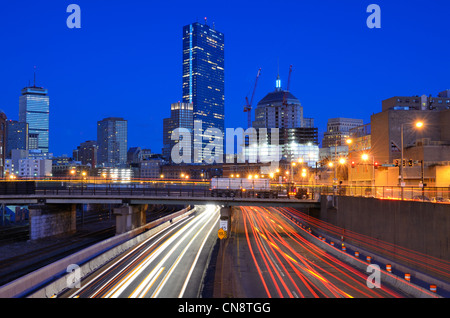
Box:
1, 20, 450, 188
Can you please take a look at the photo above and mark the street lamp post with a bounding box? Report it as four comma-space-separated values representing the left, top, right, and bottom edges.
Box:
400, 121, 424, 186
361, 153, 375, 186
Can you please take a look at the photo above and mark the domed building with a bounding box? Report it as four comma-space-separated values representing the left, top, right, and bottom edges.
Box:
251, 75, 319, 166
253, 75, 304, 129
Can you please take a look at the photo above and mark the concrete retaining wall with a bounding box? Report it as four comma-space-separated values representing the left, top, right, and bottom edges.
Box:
0, 206, 195, 298
319, 195, 450, 282
29, 204, 76, 240
293, 223, 442, 298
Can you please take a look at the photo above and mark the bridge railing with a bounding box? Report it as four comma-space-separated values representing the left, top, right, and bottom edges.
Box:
33, 182, 212, 197
312, 185, 450, 203
1, 180, 449, 203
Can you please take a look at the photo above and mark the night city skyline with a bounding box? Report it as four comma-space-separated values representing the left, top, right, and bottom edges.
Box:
0, 0, 449, 157
1, 0, 450, 304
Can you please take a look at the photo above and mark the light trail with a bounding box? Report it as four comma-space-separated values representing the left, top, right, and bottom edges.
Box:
279, 207, 450, 282
65, 205, 219, 298
240, 206, 406, 298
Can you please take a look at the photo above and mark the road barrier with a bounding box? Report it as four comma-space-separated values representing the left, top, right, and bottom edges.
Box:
0, 206, 196, 298
285, 213, 443, 298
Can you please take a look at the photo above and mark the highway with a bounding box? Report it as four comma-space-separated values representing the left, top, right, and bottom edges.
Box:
216, 206, 408, 298
61, 205, 219, 298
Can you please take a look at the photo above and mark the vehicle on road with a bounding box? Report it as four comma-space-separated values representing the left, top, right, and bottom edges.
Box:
210, 178, 279, 198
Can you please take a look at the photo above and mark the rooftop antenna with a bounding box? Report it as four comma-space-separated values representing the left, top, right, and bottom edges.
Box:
204, 17, 207, 25
276, 59, 281, 90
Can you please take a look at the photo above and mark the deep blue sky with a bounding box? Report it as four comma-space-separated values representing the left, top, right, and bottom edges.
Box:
0, 0, 449, 156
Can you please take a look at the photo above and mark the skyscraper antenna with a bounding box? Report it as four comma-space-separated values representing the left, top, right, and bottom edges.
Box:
276, 58, 281, 90
33, 66, 36, 87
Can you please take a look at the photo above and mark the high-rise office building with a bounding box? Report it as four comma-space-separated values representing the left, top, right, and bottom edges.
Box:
6, 120, 28, 158
163, 102, 193, 162
19, 85, 50, 153
322, 118, 364, 148
73, 140, 98, 167
182, 20, 225, 159
97, 117, 128, 168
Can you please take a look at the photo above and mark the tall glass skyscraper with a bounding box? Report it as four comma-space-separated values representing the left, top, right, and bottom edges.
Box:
19, 86, 50, 153
97, 117, 128, 168
182, 21, 225, 159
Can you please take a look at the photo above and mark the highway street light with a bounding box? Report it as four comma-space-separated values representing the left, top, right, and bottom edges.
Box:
401, 121, 424, 186
361, 153, 375, 186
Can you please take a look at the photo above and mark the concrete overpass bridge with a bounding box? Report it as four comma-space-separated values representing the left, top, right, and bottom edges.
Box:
0, 181, 319, 240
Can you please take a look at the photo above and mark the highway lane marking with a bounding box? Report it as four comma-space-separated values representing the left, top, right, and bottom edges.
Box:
129, 266, 165, 298
178, 207, 220, 298
69, 213, 195, 298
107, 210, 213, 298
101, 214, 199, 298
151, 207, 219, 298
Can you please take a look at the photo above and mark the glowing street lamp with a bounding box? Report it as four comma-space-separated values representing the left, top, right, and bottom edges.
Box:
361, 153, 375, 186
400, 121, 424, 185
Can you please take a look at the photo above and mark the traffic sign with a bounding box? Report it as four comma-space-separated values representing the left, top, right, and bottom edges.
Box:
220, 219, 228, 232
218, 228, 227, 239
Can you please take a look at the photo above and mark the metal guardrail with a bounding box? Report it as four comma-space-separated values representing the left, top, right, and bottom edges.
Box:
0, 180, 449, 204
303, 185, 450, 203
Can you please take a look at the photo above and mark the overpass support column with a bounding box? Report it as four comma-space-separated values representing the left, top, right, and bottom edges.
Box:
29, 204, 77, 240
219, 206, 232, 236
114, 204, 148, 235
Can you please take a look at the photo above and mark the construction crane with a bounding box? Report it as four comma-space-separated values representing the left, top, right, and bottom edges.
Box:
282, 65, 293, 107
243, 68, 261, 128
